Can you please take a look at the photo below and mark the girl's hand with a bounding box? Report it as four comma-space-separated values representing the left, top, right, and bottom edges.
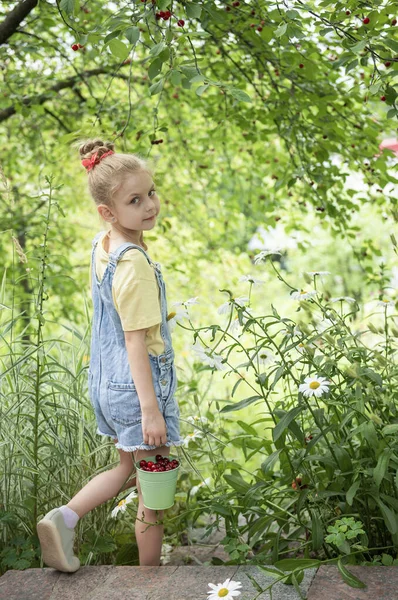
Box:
141, 408, 167, 447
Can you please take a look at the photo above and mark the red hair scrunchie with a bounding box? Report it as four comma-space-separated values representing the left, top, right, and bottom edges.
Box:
81, 149, 115, 172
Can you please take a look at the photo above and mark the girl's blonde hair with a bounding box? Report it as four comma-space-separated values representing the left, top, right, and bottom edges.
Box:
75, 138, 154, 250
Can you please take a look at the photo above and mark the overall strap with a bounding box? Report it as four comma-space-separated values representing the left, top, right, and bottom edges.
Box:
109, 242, 153, 267
92, 230, 106, 248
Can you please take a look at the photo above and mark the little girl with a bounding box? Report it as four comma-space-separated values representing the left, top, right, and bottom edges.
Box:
37, 138, 184, 572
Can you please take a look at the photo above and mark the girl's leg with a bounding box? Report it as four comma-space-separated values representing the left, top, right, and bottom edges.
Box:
133, 445, 170, 566
66, 439, 136, 518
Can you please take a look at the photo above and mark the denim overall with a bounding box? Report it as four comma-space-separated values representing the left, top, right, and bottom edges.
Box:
87, 231, 184, 452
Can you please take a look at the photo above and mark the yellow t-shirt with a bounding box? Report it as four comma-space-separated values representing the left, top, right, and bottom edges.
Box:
89, 231, 165, 356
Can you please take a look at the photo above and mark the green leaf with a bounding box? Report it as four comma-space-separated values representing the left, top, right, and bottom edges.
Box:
311, 511, 324, 551
124, 27, 140, 45
350, 40, 367, 53
60, 0, 75, 16
258, 565, 286, 578
170, 69, 182, 86
382, 424, 398, 435
108, 39, 130, 60
237, 420, 257, 436
374, 449, 393, 487
157, 0, 170, 10
282, 570, 304, 587
148, 58, 164, 80
220, 395, 262, 413
271, 365, 284, 390
149, 41, 167, 57
346, 480, 360, 506
104, 29, 122, 44
334, 446, 352, 472
273, 405, 305, 442
384, 39, 398, 53
275, 558, 320, 571
180, 66, 201, 81
186, 3, 202, 18
374, 498, 398, 535
229, 88, 252, 103
275, 22, 287, 37
212, 503, 232, 516
223, 473, 250, 494
337, 559, 367, 589
261, 449, 282, 474
196, 85, 209, 96
149, 78, 164, 96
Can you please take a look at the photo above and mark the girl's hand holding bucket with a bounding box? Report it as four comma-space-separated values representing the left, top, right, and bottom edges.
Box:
141, 407, 168, 447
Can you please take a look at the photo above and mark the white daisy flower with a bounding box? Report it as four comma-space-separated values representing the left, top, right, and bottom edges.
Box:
228, 307, 254, 335
376, 299, 395, 308
185, 297, 200, 305
253, 249, 283, 264
160, 543, 173, 565
291, 290, 317, 300
183, 430, 204, 446
280, 324, 303, 337
306, 271, 331, 277
191, 342, 227, 370
229, 317, 241, 335
207, 578, 243, 600
296, 340, 316, 353
234, 295, 250, 307
192, 341, 209, 361
173, 297, 200, 307
217, 301, 232, 315
251, 347, 277, 367
238, 274, 266, 286
217, 296, 250, 315
299, 375, 331, 398
187, 415, 208, 425
167, 306, 190, 331
330, 296, 357, 304
190, 477, 212, 496
111, 489, 138, 518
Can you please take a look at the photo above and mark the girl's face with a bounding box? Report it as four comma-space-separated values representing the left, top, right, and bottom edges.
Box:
101, 170, 160, 233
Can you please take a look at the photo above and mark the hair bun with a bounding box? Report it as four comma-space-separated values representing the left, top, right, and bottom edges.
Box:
78, 138, 115, 161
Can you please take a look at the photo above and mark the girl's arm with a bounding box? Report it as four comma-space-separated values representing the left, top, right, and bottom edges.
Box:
125, 329, 159, 413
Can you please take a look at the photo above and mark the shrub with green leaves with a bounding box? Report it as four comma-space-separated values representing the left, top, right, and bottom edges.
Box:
183, 246, 398, 567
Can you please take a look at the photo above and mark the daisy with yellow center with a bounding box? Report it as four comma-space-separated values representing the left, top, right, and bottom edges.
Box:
296, 340, 316, 354
291, 290, 317, 300
183, 429, 204, 447
376, 299, 395, 308
207, 578, 242, 600
299, 375, 331, 398
251, 346, 277, 367
167, 305, 189, 331
110, 490, 138, 518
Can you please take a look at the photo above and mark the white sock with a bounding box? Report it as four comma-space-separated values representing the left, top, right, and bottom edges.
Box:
59, 505, 80, 529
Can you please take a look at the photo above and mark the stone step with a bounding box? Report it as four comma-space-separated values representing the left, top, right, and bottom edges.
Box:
1, 564, 398, 599
0, 565, 315, 600
307, 564, 398, 600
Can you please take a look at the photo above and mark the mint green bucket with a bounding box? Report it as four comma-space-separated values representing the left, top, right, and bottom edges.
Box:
135, 455, 180, 510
